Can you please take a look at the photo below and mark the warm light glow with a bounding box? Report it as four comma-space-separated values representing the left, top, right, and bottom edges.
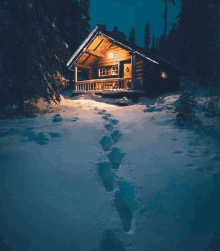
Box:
161, 72, 167, 78
108, 52, 114, 58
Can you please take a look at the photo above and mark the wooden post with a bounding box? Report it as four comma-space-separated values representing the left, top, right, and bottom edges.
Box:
75, 66, 77, 91
131, 52, 136, 90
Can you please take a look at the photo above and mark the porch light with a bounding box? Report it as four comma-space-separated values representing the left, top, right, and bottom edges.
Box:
108, 52, 114, 58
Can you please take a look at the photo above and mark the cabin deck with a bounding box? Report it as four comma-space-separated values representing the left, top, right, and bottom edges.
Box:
75, 78, 143, 91
75, 78, 132, 91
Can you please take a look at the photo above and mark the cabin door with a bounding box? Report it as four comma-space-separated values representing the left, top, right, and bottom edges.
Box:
123, 63, 132, 89
123, 63, 131, 78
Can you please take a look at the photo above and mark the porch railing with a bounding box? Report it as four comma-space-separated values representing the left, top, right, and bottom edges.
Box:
75, 78, 143, 91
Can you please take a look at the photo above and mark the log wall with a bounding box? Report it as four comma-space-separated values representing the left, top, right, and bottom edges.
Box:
94, 44, 131, 67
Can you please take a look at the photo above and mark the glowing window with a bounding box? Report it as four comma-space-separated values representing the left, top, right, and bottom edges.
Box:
99, 68, 105, 76
112, 66, 118, 75
106, 68, 111, 76
161, 72, 167, 78
108, 52, 114, 58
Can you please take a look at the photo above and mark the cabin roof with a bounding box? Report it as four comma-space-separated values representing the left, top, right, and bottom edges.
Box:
67, 25, 184, 72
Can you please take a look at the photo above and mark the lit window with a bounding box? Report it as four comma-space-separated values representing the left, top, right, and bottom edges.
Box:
161, 72, 167, 78
108, 52, 114, 58
99, 68, 105, 76
106, 68, 111, 76
112, 66, 118, 75
99, 66, 118, 77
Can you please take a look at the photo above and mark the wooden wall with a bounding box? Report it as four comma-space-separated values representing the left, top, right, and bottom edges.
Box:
142, 60, 180, 96
135, 58, 144, 80
88, 69, 93, 80
94, 44, 131, 67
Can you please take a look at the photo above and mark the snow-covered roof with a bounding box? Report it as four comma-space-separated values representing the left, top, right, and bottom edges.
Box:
67, 25, 184, 72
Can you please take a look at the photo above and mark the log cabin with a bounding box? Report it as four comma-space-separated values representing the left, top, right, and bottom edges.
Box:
66, 25, 184, 96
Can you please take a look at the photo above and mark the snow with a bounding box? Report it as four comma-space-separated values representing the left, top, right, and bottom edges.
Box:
1, 88, 220, 251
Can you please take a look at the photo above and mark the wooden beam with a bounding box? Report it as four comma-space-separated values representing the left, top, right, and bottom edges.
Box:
75, 66, 77, 90
131, 53, 136, 89
91, 42, 112, 66
81, 54, 91, 65
93, 39, 104, 51
85, 49, 104, 58
75, 63, 92, 70
101, 42, 112, 54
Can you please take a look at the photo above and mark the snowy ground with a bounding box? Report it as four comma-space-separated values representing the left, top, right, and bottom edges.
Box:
1, 87, 220, 251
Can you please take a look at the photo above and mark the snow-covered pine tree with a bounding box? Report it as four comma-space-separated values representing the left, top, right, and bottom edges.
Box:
174, 85, 196, 126
129, 26, 136, 45
4, 0, 69, 112
143, 22, 151, 50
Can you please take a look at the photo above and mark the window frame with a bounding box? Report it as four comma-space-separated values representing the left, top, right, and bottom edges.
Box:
98, 65, 119, 77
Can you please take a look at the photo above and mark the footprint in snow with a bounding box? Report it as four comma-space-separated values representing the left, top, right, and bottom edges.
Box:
72, 117, 79, 122
171, 138, 178, 141
104, 123, 114, 133
107, 147, 125, 169
102, 115, 110, 121
206, 166, 214, 171
211, 156, 220, 162
53, 114, 63, 123
0, 128, 19, 137
100, 136, 113, 152
105, 113, 112, 117
143, 108, 155, 113
23, 127, 61, 144
198, 167, 204, 172
98, 110, 106, 115
110, 119, 119, 125
149, 117, 155, 121
48, 132, 62, 138
23, 130, 37, 142
35, 132, 51, 145
173, 150, 183, 155
185, 163, 195, 167
110, 130, 122, 143
97, 162, 115, 192
114, 180, 139, 232
99, 229, 126, 251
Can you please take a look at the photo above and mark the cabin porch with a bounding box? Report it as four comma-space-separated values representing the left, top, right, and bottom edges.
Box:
74, 78, 144, 92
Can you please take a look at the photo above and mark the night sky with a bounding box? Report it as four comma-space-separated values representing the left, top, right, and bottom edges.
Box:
90, 0, 180, 47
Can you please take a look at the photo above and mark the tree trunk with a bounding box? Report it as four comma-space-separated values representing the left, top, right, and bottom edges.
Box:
18, 79, 24, 113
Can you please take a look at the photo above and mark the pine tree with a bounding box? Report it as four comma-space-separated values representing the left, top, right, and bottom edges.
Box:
129, 26, 136, 45
143, 22, 151, 50
79, 0, 91, 41
152, 36, 156, 48
1, 0, 92, 113
0, 1, 17, 109
165, 23, 179, 62
176, 0, 218, 84
158, 34, 168, 58
156, 38, 160, 49
162, 0, 176, 38
174, 85, 196, 126
2, 0, 69, 112
150, 35, 156, 54
156, 38, 160, 55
